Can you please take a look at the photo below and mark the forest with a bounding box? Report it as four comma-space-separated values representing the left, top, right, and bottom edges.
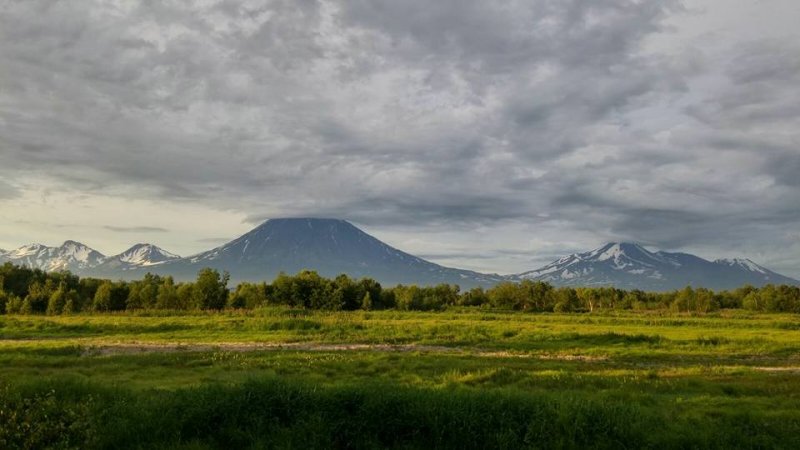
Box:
1, 262, 799, 315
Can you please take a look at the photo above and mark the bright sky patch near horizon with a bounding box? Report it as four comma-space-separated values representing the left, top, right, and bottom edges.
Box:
1, 0, 799, 277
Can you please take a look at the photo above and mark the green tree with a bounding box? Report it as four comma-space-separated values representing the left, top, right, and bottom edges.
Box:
380, 289, 396, 309
78, 278, 104, 310
176, 283, 195, 310
330, 274, 355, 310
0, 289, 8, 314
228, 282, 266, 309
62, 296, 76, 315
760, 285, 783, 312
24, 281, 53, 314
394, 285, 422, 310
156, 277, 180, 309
139, 273, 160, 308
20, 298, 33, 314
742, 291, 761, 311
461, 287, 488, 307
672, 286, 695, 312
269, 273, 295, 306
488, 282, 526, 310
5, 295, 23, 314
553, 288, 580, 313
93, 282, 113, 312
126, 283, 144, 310
193, 268, 230, 310
46, 283, 68, 315
357, 278, 383, 310
361, 291, 372, 311
694, 288, 718, 313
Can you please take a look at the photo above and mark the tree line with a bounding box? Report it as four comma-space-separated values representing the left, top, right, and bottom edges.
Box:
1, 262, 799, 314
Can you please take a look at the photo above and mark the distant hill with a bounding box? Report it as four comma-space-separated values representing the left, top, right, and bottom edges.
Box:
513, 242, 799, 291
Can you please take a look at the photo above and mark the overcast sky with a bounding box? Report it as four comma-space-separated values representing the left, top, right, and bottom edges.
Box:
1, 0, 799, 277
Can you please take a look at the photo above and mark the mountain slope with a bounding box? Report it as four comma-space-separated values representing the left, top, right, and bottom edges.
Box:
116, 243, 179, 266
93, 244, 181, 274
1, 241, 106, 272
2, 227, 796, 291
515, 243, 799, 291
151, 218, 504, 287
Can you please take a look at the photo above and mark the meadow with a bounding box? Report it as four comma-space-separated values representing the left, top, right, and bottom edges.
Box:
1, 308, 800, 448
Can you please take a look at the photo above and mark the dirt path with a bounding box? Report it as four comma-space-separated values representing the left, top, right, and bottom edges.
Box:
77, 343, 800, 370
78, 341, 607, 361
81, 342, 455, 356
752, 366, 800, 373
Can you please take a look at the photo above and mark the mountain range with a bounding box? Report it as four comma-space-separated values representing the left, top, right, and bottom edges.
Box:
512, 242, 797, 291
1, 218, 797, 290
0, 241, 179, 275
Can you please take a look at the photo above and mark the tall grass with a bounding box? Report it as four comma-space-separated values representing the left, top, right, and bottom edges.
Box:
3, 376, 797, 449
3, 310, 800, 448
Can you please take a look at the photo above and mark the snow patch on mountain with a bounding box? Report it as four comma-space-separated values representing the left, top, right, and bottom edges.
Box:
115, 243, 180, 266
517, 243, 666, 283
173, 218, 506, 286
515, 243, 798, 290
715, 258, 767, 274
1, 241, 179, 272
3, 241, 106, 272
1, 224, 797, 291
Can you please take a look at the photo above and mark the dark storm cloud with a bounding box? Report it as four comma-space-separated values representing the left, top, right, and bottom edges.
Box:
0, 0, 798, 276
0, 0, 684, 210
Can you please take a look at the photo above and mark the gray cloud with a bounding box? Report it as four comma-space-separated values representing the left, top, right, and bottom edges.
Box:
0, 180, 18, 200
195, 237, 233, 244
104, 226, 169, 233
0, 0, 798, 277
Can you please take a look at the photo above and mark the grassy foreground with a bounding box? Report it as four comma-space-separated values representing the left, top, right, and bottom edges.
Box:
2, 308, 800, 448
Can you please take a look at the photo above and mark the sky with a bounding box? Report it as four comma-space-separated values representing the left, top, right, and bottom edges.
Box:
1, 0, 799, 277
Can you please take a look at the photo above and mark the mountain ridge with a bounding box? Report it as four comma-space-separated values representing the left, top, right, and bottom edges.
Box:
0, 241, 180, 274
0, 241, 106, 272
1, 220, 797, 290
513, 242, 798, 291
156, 218, 505, 287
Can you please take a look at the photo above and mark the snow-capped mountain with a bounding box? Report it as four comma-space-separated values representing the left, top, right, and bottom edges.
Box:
149, 218, 505, 287
515, 242, 799, 291
1, 219, 506, 286
0, 241, 180, 275
2, 226, 796, 290
519, 243, 671, 282
1, 241, 106, 272
108, 243, 180, 267
715, 258, 767, 274
92, 243, 181, 274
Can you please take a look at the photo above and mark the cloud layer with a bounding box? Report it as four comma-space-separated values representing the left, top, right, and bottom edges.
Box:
1, 0, 798, 276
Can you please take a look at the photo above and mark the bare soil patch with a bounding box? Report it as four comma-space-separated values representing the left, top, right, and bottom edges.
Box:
751, 366, 800, 373
81, 342, 456, 357
78, 341, 607, 361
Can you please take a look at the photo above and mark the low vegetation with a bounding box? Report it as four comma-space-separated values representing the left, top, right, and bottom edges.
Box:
1, 262, 800, 448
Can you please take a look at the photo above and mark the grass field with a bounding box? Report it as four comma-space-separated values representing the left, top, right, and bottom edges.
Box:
2, 308, 800, 448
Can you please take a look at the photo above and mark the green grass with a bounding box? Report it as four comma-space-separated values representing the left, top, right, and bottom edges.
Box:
2, 308, 800, 448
